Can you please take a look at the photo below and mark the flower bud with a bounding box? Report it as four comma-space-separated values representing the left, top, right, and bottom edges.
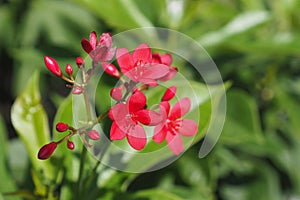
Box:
56, 122, 69, 132
161, 86, 177, 101
44, 56, 62, 77
67, 140, 75, 150
102, 62, 120, 78
88, 130, 100, 140
38, 142, 57, 160
76, 57, 84, 67
72, 86, 83, 94
65, 64, 73, 76
110, 87, 123, 101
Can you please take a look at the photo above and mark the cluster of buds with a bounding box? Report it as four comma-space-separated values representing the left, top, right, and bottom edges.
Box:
38, 122, 101, 160
38, 31, 198, 160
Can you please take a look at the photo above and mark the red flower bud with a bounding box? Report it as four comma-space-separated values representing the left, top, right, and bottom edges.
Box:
67, 140, 75, 150
72, 86, 83, 94
88, 130, 100, 140
102, 62, 120, 78
76, 57, 84, 67
38, 142, 57, 160
44, 56, 62, 77
65, 64, 73, 76
110, 87, 123, 101
161, 86, 177, 101
56, 122, 69, 132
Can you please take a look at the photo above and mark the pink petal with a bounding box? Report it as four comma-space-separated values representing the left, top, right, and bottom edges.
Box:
161, 86, 177, 101
116, 48, 133, 73
166, 133, 183, 155
160, 101, 170, 116
152, 53, 161, 63
88, 130, 100, 140
137, 78, 158, 86
110, 122, 126, 140
142, 64, 169, 80
133, 43, 151, 63
135, 110, 162, 125
81, 38, 93, 54
178, 119, 198, 136
169, 98, 191, 120
126, 124, 147, 150
153, 124, 167, 143
128, 90, 146, 113
160, 54, 172, 66
91, 46, 109, 62
102, 62, 120, 78
109, 103, 128, 121
89, 31, 98, 49
99, 32, 112, 48
158, 66, 178, 82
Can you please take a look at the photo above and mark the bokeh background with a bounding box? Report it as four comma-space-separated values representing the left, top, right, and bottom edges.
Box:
1, 0, 300, 199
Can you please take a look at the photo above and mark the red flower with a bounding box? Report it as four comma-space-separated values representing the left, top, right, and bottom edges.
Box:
152, 53, 178, 82
152, 98, 198, 155
109, 90, 162, 150
116, 43, 170, 86
81, 32, 116, 62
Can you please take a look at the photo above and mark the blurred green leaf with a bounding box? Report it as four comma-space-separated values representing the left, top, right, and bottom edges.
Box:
11, 71, 56, 181
221, 89, 263, 146
73, 0, 153, 29
0, 115, 20, 200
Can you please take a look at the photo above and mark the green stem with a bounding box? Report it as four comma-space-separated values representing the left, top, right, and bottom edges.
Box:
77, 147, 87, 198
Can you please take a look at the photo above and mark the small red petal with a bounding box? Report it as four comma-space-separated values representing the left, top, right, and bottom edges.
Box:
38, 142, 57, 160
44, 56, 62, 77
65, 64, 73, 76
128, 90, 146, 113
135, 110, 162, 125
126, 124, 147, 150
169, 98, 191, 120
132, 43, 152, 63
110, 121, 126, 140
161, 86, 177, 101
166, 132, 183, 155
153, 124, 167, 143
102, 62, 120, 78
88, 130, 100, 140
99, 32, 112, 48
160, 54, 172, 66
81, 38, 93, 54
116, 48, 133, 74
56, 122, 69, 132
89, 31, 98, 49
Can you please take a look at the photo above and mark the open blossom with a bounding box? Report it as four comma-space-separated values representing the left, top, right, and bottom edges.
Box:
152, 53, 178, 82
152, 98, 198, 155
116, 43, 170, 86
109, 90, 162, 150
81, 31, 116, 62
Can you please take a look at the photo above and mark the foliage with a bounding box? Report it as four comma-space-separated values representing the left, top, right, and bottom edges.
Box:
1, 0, 300, 199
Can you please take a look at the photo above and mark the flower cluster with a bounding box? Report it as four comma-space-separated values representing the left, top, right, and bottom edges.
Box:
38, 31, 198, 159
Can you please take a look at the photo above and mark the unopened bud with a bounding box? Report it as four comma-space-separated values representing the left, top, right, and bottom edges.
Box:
72, 86, 83, 94
102, 62, 120, 78
56, 122, 69, 132
67, 140, 75, 150
44, 56, 62, 77
88, 130, 100, 140
110, 87, 123, 101
38, 142, 57, 160
161, 86, 177, 101
65, 64, 73, 76
76, 57, 84, 67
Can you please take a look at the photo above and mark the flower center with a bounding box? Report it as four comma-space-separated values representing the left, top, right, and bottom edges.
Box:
167, 119, 180, 135
132, 60, 147, 80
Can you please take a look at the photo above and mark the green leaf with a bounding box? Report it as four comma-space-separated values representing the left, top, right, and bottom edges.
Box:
133, 189, 184, 200
220, 89, 263, 146
73, 0, 154, 29
11, 71, 56, 181
0, 115, 21, 200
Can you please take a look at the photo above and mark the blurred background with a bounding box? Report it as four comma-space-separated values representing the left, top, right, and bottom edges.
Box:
1, 0, 300, 199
